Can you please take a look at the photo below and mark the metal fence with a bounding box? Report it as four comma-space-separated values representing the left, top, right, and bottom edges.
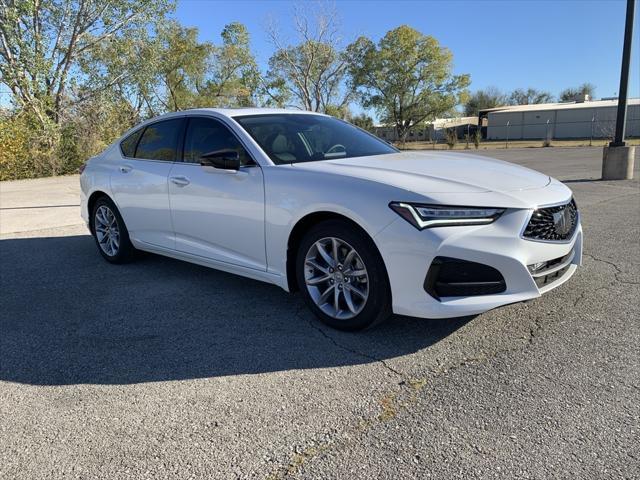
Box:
486, 118, 640, 143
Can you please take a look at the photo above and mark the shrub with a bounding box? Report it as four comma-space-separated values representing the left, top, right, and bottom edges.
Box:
473, 129, 482, 149
0, 114, 34, 180
445, 128, 457, 149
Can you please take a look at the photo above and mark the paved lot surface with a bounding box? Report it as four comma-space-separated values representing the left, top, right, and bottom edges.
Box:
1, 147, 638, 479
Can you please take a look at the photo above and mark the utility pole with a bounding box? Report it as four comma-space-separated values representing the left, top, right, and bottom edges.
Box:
602, 0, 636, 179
611, 0, 635, 147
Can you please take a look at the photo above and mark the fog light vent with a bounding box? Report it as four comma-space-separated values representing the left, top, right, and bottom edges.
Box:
424, 257, 506, 300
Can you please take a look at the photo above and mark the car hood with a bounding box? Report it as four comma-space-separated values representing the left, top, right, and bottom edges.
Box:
292, 151, 551, 196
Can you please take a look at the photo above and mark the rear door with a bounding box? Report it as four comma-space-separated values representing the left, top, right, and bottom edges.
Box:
110, 117, 185, 249
168, 115, 266, 271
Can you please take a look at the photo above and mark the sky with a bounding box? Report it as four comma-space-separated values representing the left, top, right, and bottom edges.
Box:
174, 0, 640, 111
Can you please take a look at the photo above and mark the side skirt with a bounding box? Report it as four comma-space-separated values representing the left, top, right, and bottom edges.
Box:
132, 239, 289, 291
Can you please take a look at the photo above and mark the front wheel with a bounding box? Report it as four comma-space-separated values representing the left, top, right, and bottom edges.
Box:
296, 220, 392, 331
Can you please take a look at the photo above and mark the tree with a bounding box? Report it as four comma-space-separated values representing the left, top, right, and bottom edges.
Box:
149, 21, 214, 112
464, 87, 507, 116
508, 88, 554, 105
347, 25, 470, 144
262, 4, 351, 112
206, 22, 260, 107
0, 0, 172, 126
559, 83, 595, 102
351, 113, 375, 131
80, 21, 259, 119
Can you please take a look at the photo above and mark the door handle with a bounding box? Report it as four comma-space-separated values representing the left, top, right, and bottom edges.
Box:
119, 165, 132, 173
170, 176, 190, 187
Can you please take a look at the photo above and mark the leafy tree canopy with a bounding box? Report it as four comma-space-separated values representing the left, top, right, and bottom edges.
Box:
347, 25, 470, 143
559, 83, 596, 102
463, 87, 507, 116
508, 87, 554, 105
0, 0, 172, 125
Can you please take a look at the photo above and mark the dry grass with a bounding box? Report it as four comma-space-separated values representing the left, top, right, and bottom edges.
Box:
397, 138, 640, 151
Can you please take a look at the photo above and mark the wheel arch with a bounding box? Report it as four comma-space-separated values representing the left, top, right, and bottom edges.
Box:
87, 190, 112, 233
285, 211, 389, 293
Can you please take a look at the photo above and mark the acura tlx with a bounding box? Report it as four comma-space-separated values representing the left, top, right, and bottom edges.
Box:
80, 109, 582, 330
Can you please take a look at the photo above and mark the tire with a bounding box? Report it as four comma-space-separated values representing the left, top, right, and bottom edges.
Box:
90, 196, 136, 264
296, 219, 392, 331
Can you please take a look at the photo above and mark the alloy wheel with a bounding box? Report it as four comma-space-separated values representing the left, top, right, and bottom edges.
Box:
94, 205, 120, 257
304, 237, 369, 320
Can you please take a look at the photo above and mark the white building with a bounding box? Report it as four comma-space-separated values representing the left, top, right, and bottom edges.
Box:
373, 116, 478, 142
481, 98, 640, 140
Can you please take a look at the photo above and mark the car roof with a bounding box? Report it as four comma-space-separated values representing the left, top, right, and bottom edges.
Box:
117, 108, 330, 143
174, 107, 327, 119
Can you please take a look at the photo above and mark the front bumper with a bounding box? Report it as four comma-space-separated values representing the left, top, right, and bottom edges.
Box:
374, 208, 582, 319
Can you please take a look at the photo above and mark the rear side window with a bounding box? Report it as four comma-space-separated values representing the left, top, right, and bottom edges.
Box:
135, 119, 183, 161
120, 128, 142, 157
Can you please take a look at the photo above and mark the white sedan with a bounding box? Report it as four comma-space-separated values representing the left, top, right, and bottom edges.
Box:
80, 108, 582, 330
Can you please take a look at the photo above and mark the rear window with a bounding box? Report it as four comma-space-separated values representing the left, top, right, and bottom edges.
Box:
134, 119, 183, 161
120, 128, 143, 157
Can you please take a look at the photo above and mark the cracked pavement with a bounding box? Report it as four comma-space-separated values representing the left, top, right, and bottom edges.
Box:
1, 147, 638, 479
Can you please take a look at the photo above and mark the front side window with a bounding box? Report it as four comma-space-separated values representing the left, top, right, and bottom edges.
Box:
183, 117, 252, 165
135, 119, 183, 161
234, 114, 398, 165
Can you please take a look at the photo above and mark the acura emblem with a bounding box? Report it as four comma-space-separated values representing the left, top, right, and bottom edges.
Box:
552, 207, 572, 235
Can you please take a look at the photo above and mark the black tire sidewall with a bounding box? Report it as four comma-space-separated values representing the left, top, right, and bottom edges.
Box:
296, 220, 392, 331
91, 197, 134, 263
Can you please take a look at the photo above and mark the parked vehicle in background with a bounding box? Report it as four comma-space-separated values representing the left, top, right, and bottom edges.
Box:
80, 109, 582, 330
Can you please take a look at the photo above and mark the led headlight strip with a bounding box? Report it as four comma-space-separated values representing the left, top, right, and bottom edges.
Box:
389, 202, 505, 230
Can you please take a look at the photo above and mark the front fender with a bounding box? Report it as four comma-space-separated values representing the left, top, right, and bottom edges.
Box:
262, 165, 412, 281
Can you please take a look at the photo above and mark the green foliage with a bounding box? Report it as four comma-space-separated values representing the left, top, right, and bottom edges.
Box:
559, 83, 595, 102
211, 22, 261, 107
473, 129, 482, 149
0, 0, 173, 125
0, 1, 261, 180
261, 4, 351, 112
0, 111, 81, 180
0, 113, 34, 180
324, 104, 351, 119
351, 113, 375, 131
445, 128, 458, 149
508, 88, 554, 105
465, 86, 555, 116
265, 40, 349, 111
263, 15, 350, 112
464, 87, 507, 116
347, 25, 470, 144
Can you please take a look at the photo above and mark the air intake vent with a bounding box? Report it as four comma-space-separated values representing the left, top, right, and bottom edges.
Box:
424, 257, 506, 300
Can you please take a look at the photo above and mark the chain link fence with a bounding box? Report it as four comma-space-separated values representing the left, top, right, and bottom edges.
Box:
487, 118, 640, 145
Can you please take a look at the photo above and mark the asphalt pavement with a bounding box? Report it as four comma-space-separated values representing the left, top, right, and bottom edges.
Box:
0, 147, 638, 479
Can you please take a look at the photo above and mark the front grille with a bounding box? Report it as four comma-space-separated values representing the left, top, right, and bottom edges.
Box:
424, 257, 506, 300
523, 199, 578, 241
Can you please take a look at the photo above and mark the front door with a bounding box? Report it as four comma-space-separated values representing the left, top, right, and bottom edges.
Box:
168, 116, 266, 271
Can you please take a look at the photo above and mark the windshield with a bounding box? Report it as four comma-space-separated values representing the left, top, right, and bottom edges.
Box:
233, 114, 398, 165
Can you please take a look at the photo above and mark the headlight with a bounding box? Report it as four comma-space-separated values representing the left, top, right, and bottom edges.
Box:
389, 202, 505, 230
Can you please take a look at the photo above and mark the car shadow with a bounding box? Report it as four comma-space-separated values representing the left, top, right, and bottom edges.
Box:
0, 235, 474, 385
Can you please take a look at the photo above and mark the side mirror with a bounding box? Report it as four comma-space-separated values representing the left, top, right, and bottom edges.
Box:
200, 149, 240, 170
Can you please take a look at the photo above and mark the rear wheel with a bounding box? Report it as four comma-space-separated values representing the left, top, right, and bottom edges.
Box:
296, 220, 392, 330
91, 197, 135, 263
